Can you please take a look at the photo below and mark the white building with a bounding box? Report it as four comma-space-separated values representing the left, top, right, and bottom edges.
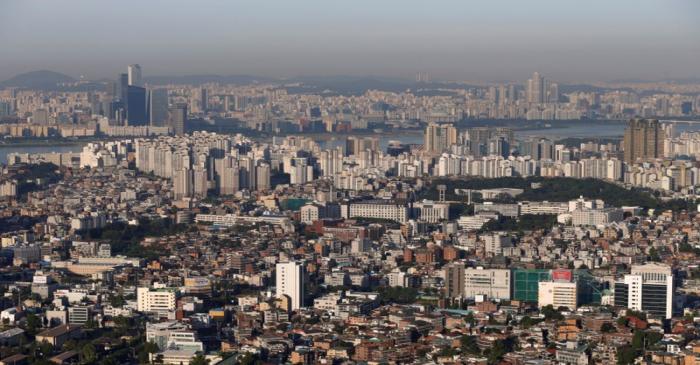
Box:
276, 261, 305, 311
349, 200, 408, 223
538, 281, 577, 310
569, 208, 624, 226
464, 267, 511, 300
300, 204, 321, 224
146, 321, 204, 352
614, 263, 673, 319
137, 287, 177, 316
481, 232, 511, 256
414, 200, 450, 223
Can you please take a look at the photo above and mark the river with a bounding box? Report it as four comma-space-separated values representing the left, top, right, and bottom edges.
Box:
3, 121, 700, 163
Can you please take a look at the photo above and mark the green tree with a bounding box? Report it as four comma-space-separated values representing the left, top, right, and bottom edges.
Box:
109, 295, 126, 307
600, 322, 616, 333
26, 313, 42, 334
238, 352, 257, 365
190, 354, 209, 365
617, 345, 637, 365
81, 343, 97, 364
100, 357, 118, 365
377, 286, 418, 304
138, 341, 159, 364
460, 335, 481, 355
648, 247, 661, 262
540, 305, 564, 321
38, 342, 54, 358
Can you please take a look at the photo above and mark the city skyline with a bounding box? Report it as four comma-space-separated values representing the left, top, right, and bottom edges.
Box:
2, 2, 700, 364
1, 0, 699, 82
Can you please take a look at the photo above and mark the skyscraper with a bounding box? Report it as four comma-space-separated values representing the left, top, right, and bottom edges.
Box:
168, 104, 187, 136
622, 118, 664, 163
117, 73, 129, 103
126, 86, 147, 126
527, 71, 544, 104
128, 64, 143, 87
148, 88, 169, 126
547, 82, 559, 103
424, 123, 457, 154
276, 261, 305, 311
193, 88, 208, 113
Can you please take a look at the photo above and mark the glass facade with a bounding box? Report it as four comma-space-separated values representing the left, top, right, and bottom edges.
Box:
513, 269, 551, 302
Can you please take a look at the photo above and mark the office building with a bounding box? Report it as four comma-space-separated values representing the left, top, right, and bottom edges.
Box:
128, 64, 143, 87
538, 281, 578, 310
146, 322, 204, 352
425, 123, 457, 154
570, 208, 624, 226
68, 306, 90, 325
168, 104, 187, 136
137, 287, 178, 315
193, 88, 207, 113
614, 263, 673, 319
148, 88, 169, 127
117, 73, 129, 103
464, 267, 511, 300
513, 269, 552, 302
126, 86, 147, 126
623, 118, 664, 163
349, 200, 409, 223
276, 261, 305, 311
414, 200, 450, 223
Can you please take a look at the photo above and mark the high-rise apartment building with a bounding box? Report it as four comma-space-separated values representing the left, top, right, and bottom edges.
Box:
276, 261, 305, 311
425, 123, 457, 154
174, 168, 194, 200
256, 163, 271, 191
623, 118, 664, 163
345, 136, 379, 156
443, 262, 465, 298
527, 71, 544, 104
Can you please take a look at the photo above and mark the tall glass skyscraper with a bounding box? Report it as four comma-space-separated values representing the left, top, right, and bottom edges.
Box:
126, 86, 147, 126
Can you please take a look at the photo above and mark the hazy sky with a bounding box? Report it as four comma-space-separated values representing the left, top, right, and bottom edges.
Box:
1, 0, 699, 82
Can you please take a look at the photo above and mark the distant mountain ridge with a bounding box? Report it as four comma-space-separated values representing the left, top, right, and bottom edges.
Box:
0, 70, 76, 89
143, 74, 277, 85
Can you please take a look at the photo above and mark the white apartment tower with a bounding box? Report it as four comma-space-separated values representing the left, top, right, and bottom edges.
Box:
276, 261, 305, 311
